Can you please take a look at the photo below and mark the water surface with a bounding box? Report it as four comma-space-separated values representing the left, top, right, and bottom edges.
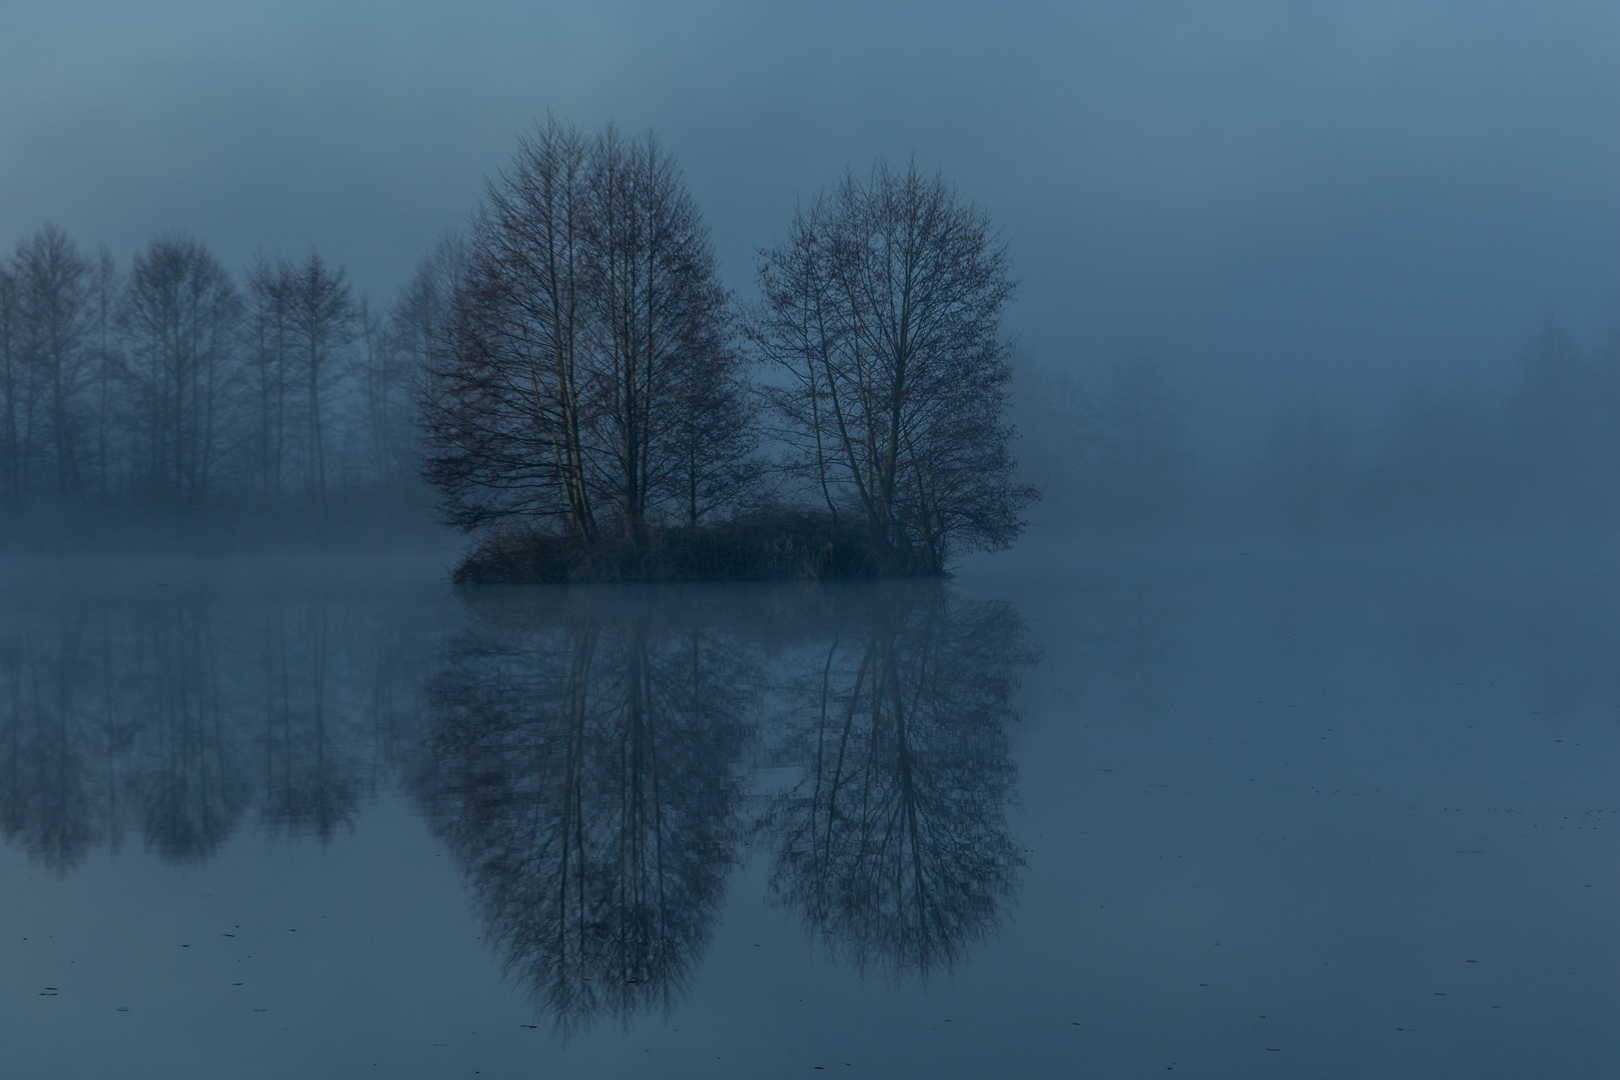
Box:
1, 551, 1615, 1077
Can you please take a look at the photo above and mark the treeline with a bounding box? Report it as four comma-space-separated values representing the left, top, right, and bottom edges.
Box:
4, 119, 1034, 576
1014, 323, 1620, 538
0, 224, 435, 535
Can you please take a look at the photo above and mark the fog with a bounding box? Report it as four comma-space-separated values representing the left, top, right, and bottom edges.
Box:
5, 2, 1618, 538
3, 8, 1618, 1077
1009, 317, 1620, 544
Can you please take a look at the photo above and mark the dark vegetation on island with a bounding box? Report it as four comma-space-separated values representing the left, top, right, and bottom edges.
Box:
451, 509, 880, 584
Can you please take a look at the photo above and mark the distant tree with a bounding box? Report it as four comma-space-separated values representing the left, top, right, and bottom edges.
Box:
9, 226, 93, 497
243, 253, 295, 498
0, 260, 20, 510
420, 119, 741, 548
349, 297, 402, 490
1504, 320, 1615, 517
1255, 399, 1351, 535
282, 251, 355, 507
1005, 349, 1094, 520
1089, 353, 1193, 528
1367, 380, 1501, 524
752, 159, 1033, 573
118, 235, 241, 500
362, 234, 464, 494
88, 247, 121, 498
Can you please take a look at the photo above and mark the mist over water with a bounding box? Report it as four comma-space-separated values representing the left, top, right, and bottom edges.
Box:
1, 551, 1614, 1077
5, 3, 1618, 1073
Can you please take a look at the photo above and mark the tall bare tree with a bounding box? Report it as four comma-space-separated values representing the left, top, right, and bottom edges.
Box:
0, 260, 20, 510
421, 119, 741, 550
9, 226, 93, 498
88, 247, 121, 498
118, 235, 240, 500
581, 127, 738, 542
243, 253, 296, 499
283, 250, 354, 507
752, 160, 1033, 573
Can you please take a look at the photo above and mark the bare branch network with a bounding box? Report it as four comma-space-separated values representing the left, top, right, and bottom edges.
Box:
419, 122, 1034, 580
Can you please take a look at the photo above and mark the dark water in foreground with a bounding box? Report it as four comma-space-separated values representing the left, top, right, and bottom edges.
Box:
1, 550, 1615, 1078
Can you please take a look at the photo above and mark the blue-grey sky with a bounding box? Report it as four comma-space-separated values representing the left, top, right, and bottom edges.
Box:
4, 1, 1616, 458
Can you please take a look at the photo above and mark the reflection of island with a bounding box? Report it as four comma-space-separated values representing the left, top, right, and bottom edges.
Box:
763, 584, 1033, 982
414, 583, 1035, 1029
412, 589, 756, 1033
0, 588, 437, 872
1, 575, 1039, 1026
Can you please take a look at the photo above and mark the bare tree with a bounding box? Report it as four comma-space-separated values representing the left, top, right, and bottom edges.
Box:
421, 120, 741, 550
9, 226, 93, 498
0, 261, 20, 510
88, 247, 121, 498
243, 253, 296, 499
422, 118, 597, 540
283, 250, 354, 508
118, 235, 241, 501
671, 347, 761, 525
580, 127, 738, 542
1089, 353, 1193, 529
752, 159, 1033, 573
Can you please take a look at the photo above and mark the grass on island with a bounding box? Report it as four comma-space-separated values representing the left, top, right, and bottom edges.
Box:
452, 509, 941, 584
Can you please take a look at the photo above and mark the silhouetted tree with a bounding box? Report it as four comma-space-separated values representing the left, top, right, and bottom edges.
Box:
1254, 399, 1351, 536
1087, 353, 1193, 528
88, 247, 121, 498
242, 252, 302, 499
420, 119, 743, 551
0, 260, 20, 510
6, 226, 93, 498
283, 250, 355, 507
118, 235, 241, 501
752, 159, 1034, 573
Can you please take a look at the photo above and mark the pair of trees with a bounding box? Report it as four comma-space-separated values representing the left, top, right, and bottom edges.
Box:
423, 126, 1033, 573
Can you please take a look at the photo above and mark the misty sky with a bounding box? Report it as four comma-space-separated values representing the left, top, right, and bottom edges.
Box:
4, 1, 1616, 461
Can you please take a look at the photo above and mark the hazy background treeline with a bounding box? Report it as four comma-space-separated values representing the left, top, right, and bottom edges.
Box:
6, 215, 1615, 555
0, 223, 449, 549
1011, 320, 1620, 540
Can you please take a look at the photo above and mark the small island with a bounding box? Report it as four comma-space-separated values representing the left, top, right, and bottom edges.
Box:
419, 120, 1035, 583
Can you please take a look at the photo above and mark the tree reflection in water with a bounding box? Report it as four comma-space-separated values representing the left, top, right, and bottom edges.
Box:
763, 583, 1032, 983
416, 583, 1033, 1028
0, 578, 1034, 1029
415, 588, 757, 1033
0, 587, 437, 871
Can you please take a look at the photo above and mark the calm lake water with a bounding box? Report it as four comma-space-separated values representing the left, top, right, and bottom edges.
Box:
2, 544, 1616, 1078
